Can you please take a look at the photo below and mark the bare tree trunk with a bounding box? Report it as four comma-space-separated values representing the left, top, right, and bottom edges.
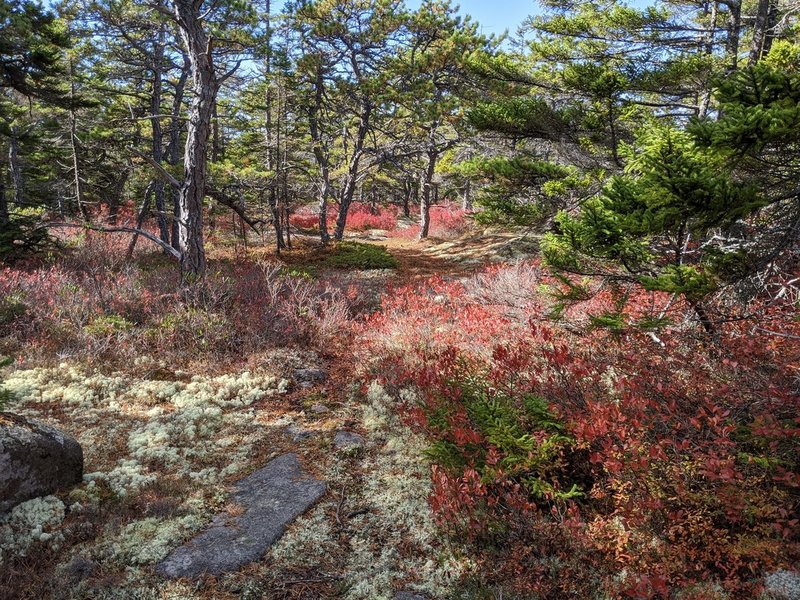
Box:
152, 21, 170, 246
462, 178, 472, 211
333, 97, 371, 240
402, 178, 411, 218
167, 47, 190, 252
263, 0, 284, 252
8, 130, 23, 211
173, 0, 218, 279
127, 181, 155, 259
698, 1, 718, 118
749, 0, 772, 65
419, 150, 436, 239
763, 0, 778, 58
107, 168, 129, 225
67, 58, 88, 221
725, 0, 742, 70
309, 61, 331, 243
0, 172, 8, 227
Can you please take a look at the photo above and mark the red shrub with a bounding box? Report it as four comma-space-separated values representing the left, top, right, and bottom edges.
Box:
394, 204, 470, 239
345, 203, 398, 231
357, 262, 800, 598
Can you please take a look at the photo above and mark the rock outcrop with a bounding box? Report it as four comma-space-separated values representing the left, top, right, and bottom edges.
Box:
0, 413, 83, 512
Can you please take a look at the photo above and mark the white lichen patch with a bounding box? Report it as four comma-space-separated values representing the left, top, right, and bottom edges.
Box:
2, 364, 292, 587
5, 366, 289, 493
95, 514, 206, 566
343, 386, 465, 599
269, 381, 467, 600
0, 496, 66, 564
270, 504, 334, 567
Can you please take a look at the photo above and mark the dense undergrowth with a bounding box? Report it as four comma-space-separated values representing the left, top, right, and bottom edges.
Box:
1, 231, 797, 599
358, 262, 800, 598
0, 231, 362, 369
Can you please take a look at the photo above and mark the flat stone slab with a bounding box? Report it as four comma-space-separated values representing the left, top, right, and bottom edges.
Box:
156, 453, 326, 578
293, 368, 327, 388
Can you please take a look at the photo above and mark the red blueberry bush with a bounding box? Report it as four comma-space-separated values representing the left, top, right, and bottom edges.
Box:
358, 261, 800, 598
0, 231, 352, 367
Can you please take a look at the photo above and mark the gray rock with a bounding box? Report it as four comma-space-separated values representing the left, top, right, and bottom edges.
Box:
309, 404, 329, 415
156, 453, 326, 579
0, 412, 83, 512
65, 555, 98, 581
334, 431, 365, 450
394, 592, 426, 600
293, 368, 327, 387
286, 424, 314, 442
765, 570, 800, 600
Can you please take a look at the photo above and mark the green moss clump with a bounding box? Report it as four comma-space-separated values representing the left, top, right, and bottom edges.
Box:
326, 242, 398, 270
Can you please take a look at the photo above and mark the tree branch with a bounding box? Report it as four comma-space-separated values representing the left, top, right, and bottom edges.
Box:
42, 222, 182, 260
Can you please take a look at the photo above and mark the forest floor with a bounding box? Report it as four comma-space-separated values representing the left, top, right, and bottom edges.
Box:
0, 227, 539, 600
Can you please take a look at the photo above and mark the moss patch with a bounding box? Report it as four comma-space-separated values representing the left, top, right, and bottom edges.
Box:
326, 242, 399, 270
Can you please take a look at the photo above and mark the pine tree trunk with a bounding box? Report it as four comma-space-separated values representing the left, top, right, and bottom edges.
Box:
419, 150, 437, 240
402, 178, 411, 217
167, 48, 190, 252
152, 22, 170, 246
173, 0, 217, 280
462, 178, 472, 211
749, 0, 772, 65
726, 0, 742, 70
333, 97, 372, 241
67, 57, 88, 221
8, 130, 23, 211
309, 61, 330, 243
0, 173, 8, 227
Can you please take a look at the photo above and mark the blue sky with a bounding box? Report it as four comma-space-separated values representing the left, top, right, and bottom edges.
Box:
405, 0, 539, 36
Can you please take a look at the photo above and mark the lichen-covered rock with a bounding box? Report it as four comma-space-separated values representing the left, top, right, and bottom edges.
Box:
294, 368, 327, 388
0, 412, 83, 512
394, 593, 426, 600
334, 430, 365, 450
765, 570, 800, 600
156, 453, 326, 578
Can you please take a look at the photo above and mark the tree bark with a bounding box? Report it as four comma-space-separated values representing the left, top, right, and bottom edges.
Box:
749, 0, 772, 65
462, 178, 472, 211
309, 61, 331, 243
8, 130, 23, 211
0, 170, 8, 227
151, 21, 170, 246
67, 57, 88, 221
419, 150, 436, 239
725, 0, 742, 70
173, 0, 218, 279
333, 97, 371, 240
402, 178, 411, 218
167, 47, 190, 252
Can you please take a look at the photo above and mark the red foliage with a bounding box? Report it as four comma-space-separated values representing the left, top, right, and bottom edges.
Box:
345, 203, 398, 231
289, 203, 398, 232
395, 205, 470, 239
358, 261, 800, 598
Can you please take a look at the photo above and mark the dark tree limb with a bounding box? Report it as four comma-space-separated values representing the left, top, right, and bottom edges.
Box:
41, 222, 182, 259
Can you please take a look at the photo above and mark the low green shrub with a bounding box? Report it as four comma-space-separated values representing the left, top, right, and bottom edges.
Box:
326, 241, 398, 270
